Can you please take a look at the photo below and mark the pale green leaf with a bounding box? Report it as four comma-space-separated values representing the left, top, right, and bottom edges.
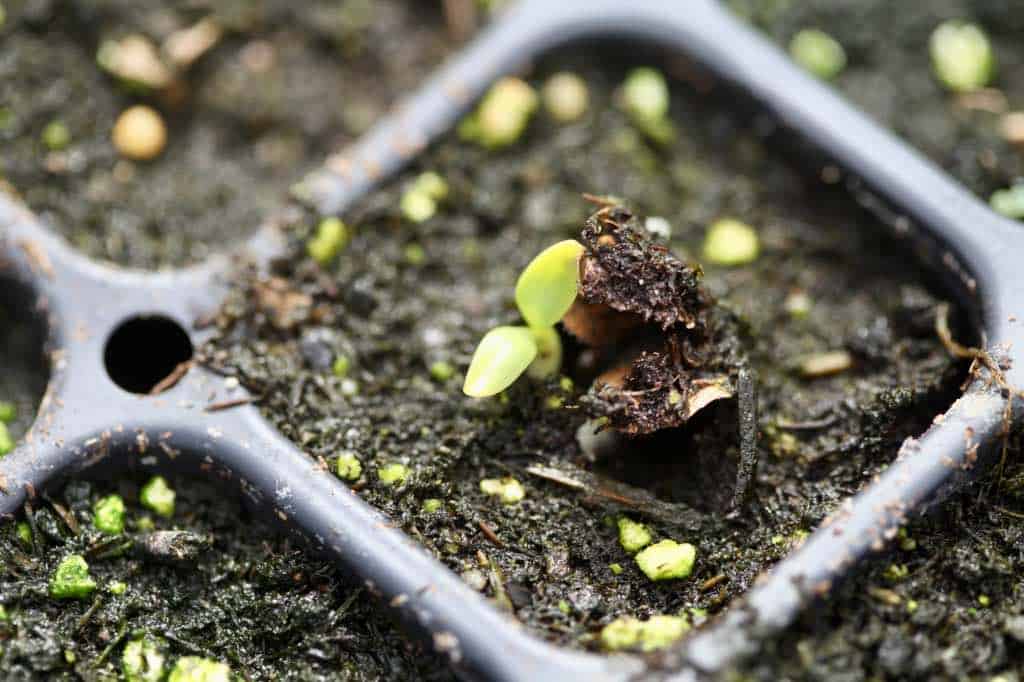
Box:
515, 240, 584, 328
463, 326, 538, 397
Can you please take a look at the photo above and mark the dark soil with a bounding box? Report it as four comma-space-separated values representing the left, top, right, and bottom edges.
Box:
733, 449, 1024, 681
0, 285, 48, 444
728, 0, 1024, 201
0, 473, 454, 681
3, 2, 1012, 679
200, 50, 965, 653
0, 0, 454, 268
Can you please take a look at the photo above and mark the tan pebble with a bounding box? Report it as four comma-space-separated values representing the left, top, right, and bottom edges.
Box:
1001, 111, 1024, 145
800, 350, 852, 378
112, 106, 167, 161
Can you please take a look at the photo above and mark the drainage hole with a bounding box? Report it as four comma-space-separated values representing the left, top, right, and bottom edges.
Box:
104, 316, 193, 394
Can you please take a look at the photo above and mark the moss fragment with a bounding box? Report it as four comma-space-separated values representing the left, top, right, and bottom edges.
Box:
542, 72, 589, 123
462, 77, 538, 149
140, 475, 175, 518
479, 477, 525, 504
609, 563, 623, 575
93, 494, 126, 535
930, 20, 995, 93
306, 217, 350, 266
16, 520, 31, 549
41, 120, 71, 151
617, 516, 653, 553
0, 422, 12, 456
702, 218, 759, 266
600, 614, 689, 652
49, 555, 97, 599
332, 355, 351, 377
635, 540, 696, 581
422, 498, 444, 513
400, 190, 437, 223
0, 401, 15, 423
335, 453, 362, 481
789, 29, 847, 80
168, 656, 230, 682
123, 636, 166, 682
429, 360, 456, 382
990, 184, 1024, 219
377, 463, 408, 486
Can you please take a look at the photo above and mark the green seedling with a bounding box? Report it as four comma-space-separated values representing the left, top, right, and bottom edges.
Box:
464, 240, 584, 397
140, 475, 175, 518
516, 240, 584, 327
108, 581, 127, 595
422, 498, 444, 513
93, 494, 126, 535
635, 539, 696, 581
123, 635, 166, 682
168, 656, 230, 682
930, 20, 995, 92
702, 218, 759, 266
307, 217, 350, 266
49, 554, 97, 599
464, 327, 538, 397
0, 401, 17, 423
789, 29, 847, 80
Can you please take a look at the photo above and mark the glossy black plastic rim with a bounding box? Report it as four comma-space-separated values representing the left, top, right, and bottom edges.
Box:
2, 2, 1023, 680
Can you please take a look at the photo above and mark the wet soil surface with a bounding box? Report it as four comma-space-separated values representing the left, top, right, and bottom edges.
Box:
1, 0, 453, 269
0, 287, 47, 443
0, 473, 454, 680
728, 0, 1024, 200
200, 51, 965, 654
2, 4, 1007, 679
732, 449, 1024, 680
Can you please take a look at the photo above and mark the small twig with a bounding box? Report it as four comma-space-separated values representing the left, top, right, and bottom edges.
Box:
935, 302, 1021, 481
441, 0, 476, 41
699, 573, 728, 592
77, 593, 104, 630
203, 396, 257, 412
91, 621, 128, 668
149, 360, 192, 395
43, 494, 80, 536
776, 415, 837, 431
478, 520, 504, 548
525, 463, 703, 530
993, 505, 1024, 520
732, 365, 759, 509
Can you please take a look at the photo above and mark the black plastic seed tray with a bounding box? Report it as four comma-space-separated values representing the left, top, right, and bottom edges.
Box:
3, 1, 1024, 679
